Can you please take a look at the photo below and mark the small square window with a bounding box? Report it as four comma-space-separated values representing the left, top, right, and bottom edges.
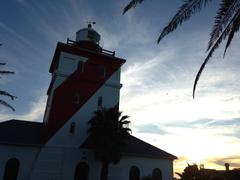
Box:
77, 61, 84, 72
98, 96, 103, 107
99, 66, 106, 78
69, 122, 76, 135
74, 93, 80, 105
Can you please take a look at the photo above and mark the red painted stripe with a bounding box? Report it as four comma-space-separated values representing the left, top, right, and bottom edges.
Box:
45, 46, 124, 142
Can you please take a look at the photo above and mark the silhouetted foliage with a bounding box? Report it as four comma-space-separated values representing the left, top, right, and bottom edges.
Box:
176, 164, 207, 180
0, 44, 16, 111
123, 0, 240, 98
87, 107, 131, 180
176, 163, 240, 180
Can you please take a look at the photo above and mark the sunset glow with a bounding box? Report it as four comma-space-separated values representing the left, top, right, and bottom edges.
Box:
1, 0, 240, 174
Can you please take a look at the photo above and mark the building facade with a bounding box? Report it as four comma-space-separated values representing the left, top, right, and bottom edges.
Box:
0, 25, 177, 180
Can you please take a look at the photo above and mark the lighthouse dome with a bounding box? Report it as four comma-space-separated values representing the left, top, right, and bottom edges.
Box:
76, 24, 101, 45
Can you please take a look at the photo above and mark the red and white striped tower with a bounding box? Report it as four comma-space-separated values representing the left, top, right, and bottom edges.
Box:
43, 24, 126, 146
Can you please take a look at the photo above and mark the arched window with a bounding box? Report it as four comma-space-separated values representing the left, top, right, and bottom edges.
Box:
3, 158, 20, 180
74, 162, 89, 180
152, 168, 162, 180
129, 166, 140, 180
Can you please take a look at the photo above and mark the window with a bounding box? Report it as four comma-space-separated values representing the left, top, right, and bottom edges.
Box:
77, 61, 84, 72
74, 162, 89, 180
59, 58, 75, 74
69, 122, 76, 135
152, 168, 162, 180
99, 66, 106, 78
74, 93, 81, 105
3, 158, 20, 180
129, 166, 140, 180
98, 96, 103, 108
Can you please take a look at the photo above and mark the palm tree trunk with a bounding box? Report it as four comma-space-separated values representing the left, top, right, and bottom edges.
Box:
100, 161, 109, 180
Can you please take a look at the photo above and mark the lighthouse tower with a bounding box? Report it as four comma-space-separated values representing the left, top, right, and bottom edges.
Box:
43, 24, 126, 146
0, 24, 176, 180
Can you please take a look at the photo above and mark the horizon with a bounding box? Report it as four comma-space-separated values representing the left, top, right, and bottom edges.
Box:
1, 0, 240, 174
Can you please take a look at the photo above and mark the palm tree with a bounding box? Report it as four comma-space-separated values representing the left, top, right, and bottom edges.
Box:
123, 0, 240, 98
176, 163, 210, 180
176, 164, 202, 180
0, 62, 16, 111
87, 107, 131, 180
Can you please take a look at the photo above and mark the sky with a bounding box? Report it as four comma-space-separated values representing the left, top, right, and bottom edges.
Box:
1, 0, 240, 175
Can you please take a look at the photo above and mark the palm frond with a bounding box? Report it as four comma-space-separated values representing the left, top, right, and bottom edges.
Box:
207, 0, 239, 51
176, 172, 183, 178
0, 90, 16, 100
119, 120, 131, 125
120, 115, 130, 121
0, 63, 14, 75
0, 99, 15, 111
193, 10, 240, 98
123, 0, 145, 14
224, 9, 240, 56
123, 127, 132, 133
158, 0, 212, 43
0, 70, 14, 74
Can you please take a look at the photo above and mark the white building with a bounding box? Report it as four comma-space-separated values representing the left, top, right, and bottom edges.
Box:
0, 25, 177, 180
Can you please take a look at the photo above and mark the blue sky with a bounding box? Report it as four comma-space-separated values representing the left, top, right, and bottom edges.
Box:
1, 0, 240, 173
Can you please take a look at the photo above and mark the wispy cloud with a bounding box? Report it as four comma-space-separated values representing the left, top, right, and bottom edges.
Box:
162, 118, 240, 142
0, 94, 46, 122
166, 118, 240, 129
19, 94, 46, 122
209, 155, 240, 168
135, 123, 169, 135
0, 22, 40, 54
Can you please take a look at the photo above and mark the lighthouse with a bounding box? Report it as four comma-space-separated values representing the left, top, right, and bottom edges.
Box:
43, 23, 126, 145
0, 24, 176, 180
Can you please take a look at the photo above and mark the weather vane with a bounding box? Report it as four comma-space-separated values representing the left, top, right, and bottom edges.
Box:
87, 21, 96, 28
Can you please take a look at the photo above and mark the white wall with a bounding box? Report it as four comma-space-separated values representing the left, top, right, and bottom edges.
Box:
0, 144, 174, 180
109, 156, 174, 180
61, 149, 174, 180
58, 52, 88, 76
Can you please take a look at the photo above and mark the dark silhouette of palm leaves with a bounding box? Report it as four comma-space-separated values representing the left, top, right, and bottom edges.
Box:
0, 63, 16, 111
123, 0, 240, 98
123, 0, 145, 14
87, 107, 131, 180
157, 0, 213, 43
88, 108, 131, 162
176, 163, 204, 180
